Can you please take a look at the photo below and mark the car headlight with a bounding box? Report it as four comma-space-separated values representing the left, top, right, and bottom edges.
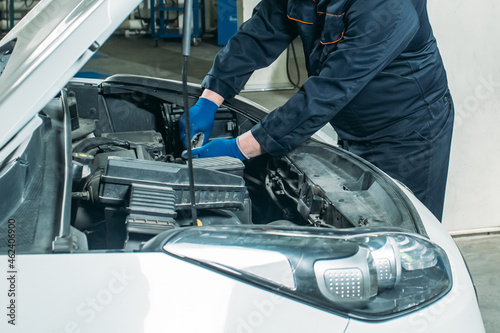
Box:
155, 226, 451, 320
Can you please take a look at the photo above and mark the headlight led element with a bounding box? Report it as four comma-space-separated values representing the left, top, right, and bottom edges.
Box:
314, 247, 378, 307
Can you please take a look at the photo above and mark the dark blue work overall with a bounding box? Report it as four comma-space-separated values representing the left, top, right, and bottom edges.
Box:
202, 0, 454, 221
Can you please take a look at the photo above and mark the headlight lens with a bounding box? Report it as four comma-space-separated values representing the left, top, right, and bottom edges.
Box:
160, 226, 452, 320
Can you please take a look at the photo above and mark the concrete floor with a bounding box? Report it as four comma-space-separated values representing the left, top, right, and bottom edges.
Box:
83, 33, 499, 332
454, 235, 500, 333
81, 33, 300, 110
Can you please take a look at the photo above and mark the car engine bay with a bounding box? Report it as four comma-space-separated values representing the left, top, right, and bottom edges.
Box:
0, 75, 423, 254
66, 75, 423, 251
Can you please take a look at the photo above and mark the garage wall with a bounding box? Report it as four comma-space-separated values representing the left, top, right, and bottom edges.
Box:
237, 0, 292, 90
427, 1, 500, 233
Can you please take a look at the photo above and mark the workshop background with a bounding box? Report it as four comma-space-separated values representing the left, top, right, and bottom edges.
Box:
1, 0, 499, 331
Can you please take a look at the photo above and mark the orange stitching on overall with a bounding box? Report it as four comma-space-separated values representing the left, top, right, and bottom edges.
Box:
287, 15, 314, 25
320, 32, 344, 45
317, 11, 345, 17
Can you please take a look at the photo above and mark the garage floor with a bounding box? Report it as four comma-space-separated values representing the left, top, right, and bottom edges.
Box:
82, 34, 500, 333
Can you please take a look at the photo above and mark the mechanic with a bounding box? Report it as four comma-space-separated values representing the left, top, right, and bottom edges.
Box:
179, 0, 454, 221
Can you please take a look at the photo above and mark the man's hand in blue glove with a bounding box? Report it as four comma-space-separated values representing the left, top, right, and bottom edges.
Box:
192, 138, 247, 161
179, 98, 218, 148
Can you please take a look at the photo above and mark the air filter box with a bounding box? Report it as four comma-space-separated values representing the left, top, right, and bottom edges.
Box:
99, 157, 246, 210
192, 156, 245, 177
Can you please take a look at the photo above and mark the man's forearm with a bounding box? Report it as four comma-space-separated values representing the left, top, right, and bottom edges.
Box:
201, 89, 225, 107
237, 131, 265, 158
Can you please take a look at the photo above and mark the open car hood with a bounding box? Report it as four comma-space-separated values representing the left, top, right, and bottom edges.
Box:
0, 0, 142, 151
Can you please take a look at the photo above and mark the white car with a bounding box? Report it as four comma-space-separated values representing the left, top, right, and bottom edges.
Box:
0, 0, 485, 332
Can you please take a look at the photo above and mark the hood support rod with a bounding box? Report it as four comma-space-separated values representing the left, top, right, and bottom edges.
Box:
181, 0, 198, 225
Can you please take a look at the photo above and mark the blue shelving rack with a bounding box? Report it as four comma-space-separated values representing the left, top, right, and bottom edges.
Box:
150, 0, 205, 46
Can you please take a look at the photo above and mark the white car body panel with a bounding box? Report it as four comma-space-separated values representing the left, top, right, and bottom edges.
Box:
0, 0, 142, 152
1, 253, 349, 333
0, 237, 484, 332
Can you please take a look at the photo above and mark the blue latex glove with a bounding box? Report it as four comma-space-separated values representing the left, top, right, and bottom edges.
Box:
192, 138, 246, 161
179, 98, 218, 148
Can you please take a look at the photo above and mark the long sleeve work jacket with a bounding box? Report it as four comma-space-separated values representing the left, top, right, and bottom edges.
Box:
202, 0, 449, 156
